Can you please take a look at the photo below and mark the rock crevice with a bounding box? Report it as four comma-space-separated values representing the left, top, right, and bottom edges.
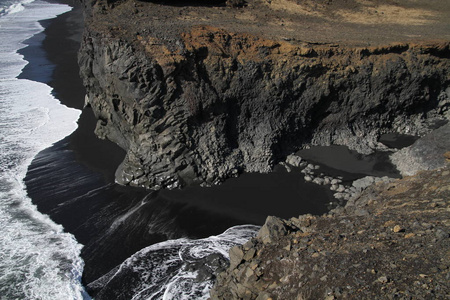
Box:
79, 20, 450, 189
78, 0, 449, 190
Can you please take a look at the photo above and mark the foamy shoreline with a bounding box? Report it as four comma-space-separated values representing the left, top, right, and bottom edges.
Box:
0, 0, 88, 298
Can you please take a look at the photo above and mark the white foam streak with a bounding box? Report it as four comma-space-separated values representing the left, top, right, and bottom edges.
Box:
0, 0, 87, 299
94, 225, 260, 299
0, 0, 33, 16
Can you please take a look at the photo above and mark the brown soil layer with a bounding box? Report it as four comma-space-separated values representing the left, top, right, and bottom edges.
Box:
79, 0, 450, 190
88, 0, 450, 47
211, 163, 450, 299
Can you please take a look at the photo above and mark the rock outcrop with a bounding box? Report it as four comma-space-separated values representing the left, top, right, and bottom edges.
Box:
391, 123, 450, 176
78, 0, 450, 189
210, 164, 450, 299
76, 0, 450, 298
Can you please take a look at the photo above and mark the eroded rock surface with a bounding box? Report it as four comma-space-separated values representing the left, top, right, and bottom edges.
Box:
78, 0, 450, 189
391, 123, 450, 176
210, 164, 450, 299
76, 0, 450, 297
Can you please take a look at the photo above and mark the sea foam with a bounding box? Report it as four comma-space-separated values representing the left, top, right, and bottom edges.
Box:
0, 0, 87, 298
0, 0, 33, 16
90, 225, 260, 299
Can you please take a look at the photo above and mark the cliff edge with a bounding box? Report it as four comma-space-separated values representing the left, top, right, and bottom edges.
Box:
77, 0, 450, 298
78, 0, 450, 189
210, 162, 450, 299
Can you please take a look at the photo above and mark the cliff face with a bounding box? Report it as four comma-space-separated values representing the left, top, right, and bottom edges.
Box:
78, 0, 450, 190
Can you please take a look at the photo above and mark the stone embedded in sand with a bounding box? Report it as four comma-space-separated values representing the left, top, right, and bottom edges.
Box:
285, 154, 302, 167
377, 276, 390, 283
393, 225, 404, 233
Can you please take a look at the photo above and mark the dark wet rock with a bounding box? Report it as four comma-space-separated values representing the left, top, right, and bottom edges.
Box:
184, 253, 229, 282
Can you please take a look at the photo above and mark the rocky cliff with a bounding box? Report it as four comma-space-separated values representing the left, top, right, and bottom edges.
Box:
210, 162, 450, 299
77, 0, 450, 298
78, 0, 450, 190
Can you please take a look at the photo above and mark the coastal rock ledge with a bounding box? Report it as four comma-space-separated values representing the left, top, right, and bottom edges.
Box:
210, 164, 450, 299
78, 0, 450, 189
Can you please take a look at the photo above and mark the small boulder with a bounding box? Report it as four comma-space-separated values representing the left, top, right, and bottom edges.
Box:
229, 246, 244, 269
257, 216, 287, 244
286, 154, 303, 167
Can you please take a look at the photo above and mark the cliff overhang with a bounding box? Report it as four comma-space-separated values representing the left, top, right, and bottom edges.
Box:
78, 0, 450, 189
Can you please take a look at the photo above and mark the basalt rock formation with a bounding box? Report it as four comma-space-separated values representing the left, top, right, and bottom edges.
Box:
209, 122, 450, 299
78, 0, 450, 190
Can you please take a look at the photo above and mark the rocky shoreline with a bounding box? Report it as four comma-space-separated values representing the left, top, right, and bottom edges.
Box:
210, 163, 450, 299
75, 0, 450, 297
209, 124, 450, 299
283, 153, 393, 204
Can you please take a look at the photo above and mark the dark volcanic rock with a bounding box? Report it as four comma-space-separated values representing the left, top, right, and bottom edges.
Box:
76, 0, 450, 297
391, 123, 450, 176
210, 164, 450, 299
78, 1, 450, 189
184, 253, 229, 282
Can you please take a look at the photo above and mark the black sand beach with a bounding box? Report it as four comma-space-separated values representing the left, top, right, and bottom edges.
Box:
21, 1, 331, 283
22, 0, 402, 288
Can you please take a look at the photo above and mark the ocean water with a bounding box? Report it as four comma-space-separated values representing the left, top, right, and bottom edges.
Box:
89, 225, 260, 299
0, 0, 86, 298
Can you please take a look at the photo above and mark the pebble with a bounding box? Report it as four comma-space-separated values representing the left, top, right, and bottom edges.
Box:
285, 154, 303, 167
336, 185, 346, 192
334, 193, 345, 199
377, 276, 390, 283
331, 178, 341, 185
434, 228, 448, 239
393, 225, 405, 233
280, 162, 292, 172
313, 178, 324, 185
